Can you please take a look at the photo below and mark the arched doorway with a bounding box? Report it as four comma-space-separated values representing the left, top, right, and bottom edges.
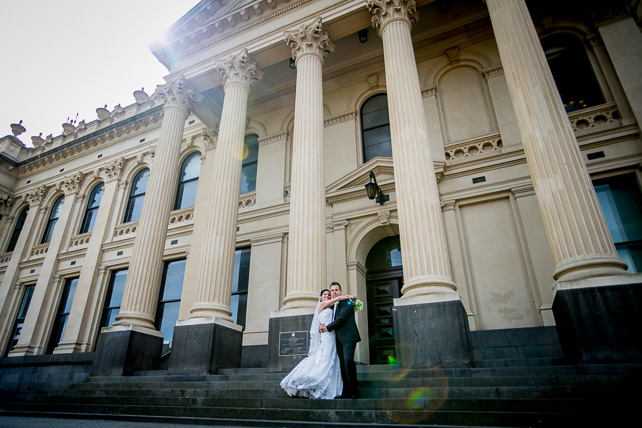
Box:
366, 236, 403, 364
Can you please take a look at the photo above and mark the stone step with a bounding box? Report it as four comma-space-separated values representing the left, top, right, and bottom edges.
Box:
54, 384, 625, 400
5, 401, 614, 427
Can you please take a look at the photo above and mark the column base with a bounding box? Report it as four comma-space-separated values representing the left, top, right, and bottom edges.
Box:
267, 313, 314, 373
168, 319, 242, 374
393, 299, 473, 368
552, 279, 642, 362
91, 326, 163, 376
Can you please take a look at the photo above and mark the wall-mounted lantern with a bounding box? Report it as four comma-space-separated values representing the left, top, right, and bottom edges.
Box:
364, 171, 389, 205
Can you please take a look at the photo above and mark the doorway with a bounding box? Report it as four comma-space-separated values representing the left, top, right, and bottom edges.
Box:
366, 236, 403, 364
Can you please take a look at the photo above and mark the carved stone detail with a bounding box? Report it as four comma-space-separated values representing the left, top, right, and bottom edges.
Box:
366, 0, 419, 34
155, 75, 202, 113
102, 157, 125, 181
25, 185, 47, 206
60, 172, 84, 195
214, 49, 263, 88
284, 17, 335, 61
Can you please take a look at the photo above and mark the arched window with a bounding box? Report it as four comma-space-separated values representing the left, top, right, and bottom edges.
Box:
361, 94, 392, 163
41, 196, 64, 244
6, 207, 29, 252
80, 183, 104, 234
174, 152, 201, 210
123, 169, 149, 223
541, 33, 605, 113
241, 134, 259, 194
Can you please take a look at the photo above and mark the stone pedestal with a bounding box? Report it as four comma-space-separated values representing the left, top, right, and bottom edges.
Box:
91, 327, 163, 376
393, 299, 472, 368
267, 314, 313, 373
552, 277, 642, 362
168, 320, 243, 374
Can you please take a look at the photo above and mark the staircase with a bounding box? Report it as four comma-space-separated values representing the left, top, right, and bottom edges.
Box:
4, 362, 639, 427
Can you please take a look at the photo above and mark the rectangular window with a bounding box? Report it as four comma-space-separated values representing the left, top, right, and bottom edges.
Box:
46, 277, 78, 354
155, 259, 186, 348
231, 247, 251, 328
100, 269, 128, 329
594, 174, 642, 273
5, 284, 35, 355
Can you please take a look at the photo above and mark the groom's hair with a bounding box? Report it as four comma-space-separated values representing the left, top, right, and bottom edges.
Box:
330, 281, 342, 290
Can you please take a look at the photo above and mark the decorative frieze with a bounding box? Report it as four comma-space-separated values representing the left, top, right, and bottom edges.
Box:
445, 134, 504, 164
113, 222, 138, 239
31, 243, 48, 258
239, 193, 257, 209
569, 103, 621, 136
483, 66, 504, 79
169, 207, 195, 225
324, 111, 356, 127
69, 233, 92, 249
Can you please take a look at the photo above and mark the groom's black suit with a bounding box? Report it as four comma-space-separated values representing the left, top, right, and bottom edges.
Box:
326, 299, 361, 398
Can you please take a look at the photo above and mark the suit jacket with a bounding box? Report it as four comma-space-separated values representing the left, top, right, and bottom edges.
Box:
326, 299, 361, 344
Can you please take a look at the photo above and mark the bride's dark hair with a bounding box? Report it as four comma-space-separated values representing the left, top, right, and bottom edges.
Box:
319, 288, 330, 301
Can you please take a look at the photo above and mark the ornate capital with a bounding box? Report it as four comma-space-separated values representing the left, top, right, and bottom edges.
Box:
284, 17, 335, 62
214, 49, 263, 89
155, 76, 202, 113
102, 157, 125, 182
60, 172, 84, 195
25, 185, 47, 206
366, 0, 418, 34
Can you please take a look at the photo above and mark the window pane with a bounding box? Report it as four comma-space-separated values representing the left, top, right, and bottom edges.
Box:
7, 208, 29, 252
131, 170, 149, 196
17, 286, 35, 318
594, 174, 642, 273
42, 196, 64, 244
232, 248, 251, 293
230, 293, 247, 326
363, 108, 391, 129
50, 197, 64, 220
41, 219, 58, 244
87, 183, 104, 209
181, 153, 201, 181
108, 270, 128, 308
125, 195, 145, 223
362, 95, 388, 115
157, 301, 180, 345
362, 95, 392, 163
81, 208, 98, 234
6, 285, 35, 354
240, 162, 258, 194
46, 277, 78, 353
161, 259, 186, 301
364, 126, 392, 148
175, 179, 198, 210
366, 236, 403, 270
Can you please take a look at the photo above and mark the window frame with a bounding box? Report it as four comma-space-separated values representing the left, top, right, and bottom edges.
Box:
361, 93, 393, 163
6, 207, 29, 252
41, 196, 64, 244
4, 284, 35, 356
174, 152, 201, 210
231, 247, 251, 328
46, 277, 79, 354
123, 168, 149, 223
240, 134, 259, 194
80, 182, 104, 234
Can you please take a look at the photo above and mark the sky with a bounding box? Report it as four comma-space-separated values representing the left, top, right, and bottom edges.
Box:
0, 1, 198, 147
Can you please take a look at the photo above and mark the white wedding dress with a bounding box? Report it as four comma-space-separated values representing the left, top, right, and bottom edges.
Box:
280, 307, 343, 399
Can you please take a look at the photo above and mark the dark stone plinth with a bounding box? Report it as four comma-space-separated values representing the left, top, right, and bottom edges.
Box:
267, 314, 313, 373
168, 322, 242, 374
91, 329, 162, 376
393, 299, 472, 368
552, 282, 642, 363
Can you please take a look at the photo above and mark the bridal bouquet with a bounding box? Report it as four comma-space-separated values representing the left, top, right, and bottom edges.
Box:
349, 297, 364, 312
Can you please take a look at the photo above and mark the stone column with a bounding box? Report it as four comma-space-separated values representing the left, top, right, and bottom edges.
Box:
10, 174, 82, 356
55, 158, 124, 353
366, 0, 471, 368
486, 0, 638, 362
0, 188, 44, 355
92, 77, 200, 375
267, 18, 335, 373
281, 17, 335, 312
168, 50, 262, 374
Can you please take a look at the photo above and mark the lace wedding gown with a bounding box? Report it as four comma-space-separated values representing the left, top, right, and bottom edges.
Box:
280, 308, 343, 399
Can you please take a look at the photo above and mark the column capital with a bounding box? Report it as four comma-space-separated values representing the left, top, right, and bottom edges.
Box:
214, 49, 263, 89
366, 0, 419, 35
59, 172, 84, 195
155, 76, 202, 114
25, 185, 48, 206
284, 17, 335, 63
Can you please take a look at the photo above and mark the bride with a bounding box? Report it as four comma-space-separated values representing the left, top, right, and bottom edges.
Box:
280, 289, 353, 399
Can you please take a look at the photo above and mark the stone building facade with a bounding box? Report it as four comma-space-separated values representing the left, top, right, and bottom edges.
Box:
1, 0, 641, 376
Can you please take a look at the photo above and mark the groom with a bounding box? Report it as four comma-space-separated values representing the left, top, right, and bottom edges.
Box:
320, 281, 361, 399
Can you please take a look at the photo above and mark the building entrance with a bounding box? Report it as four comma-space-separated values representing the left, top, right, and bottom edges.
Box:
365, 236, 403, 364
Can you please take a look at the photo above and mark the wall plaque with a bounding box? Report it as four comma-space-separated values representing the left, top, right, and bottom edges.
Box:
279, 331, 309, 356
